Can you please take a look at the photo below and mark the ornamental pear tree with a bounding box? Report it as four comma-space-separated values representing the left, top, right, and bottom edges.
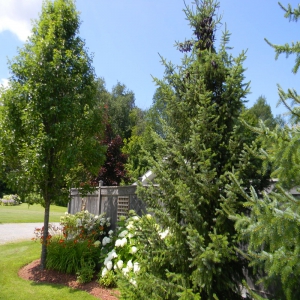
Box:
0, 0, 105, 268
118, 1, 270, 299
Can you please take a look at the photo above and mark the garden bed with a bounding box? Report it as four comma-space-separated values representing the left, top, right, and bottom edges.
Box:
18, 259, 119, 300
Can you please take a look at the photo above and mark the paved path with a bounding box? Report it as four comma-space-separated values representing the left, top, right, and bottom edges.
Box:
0, 223, 60, 244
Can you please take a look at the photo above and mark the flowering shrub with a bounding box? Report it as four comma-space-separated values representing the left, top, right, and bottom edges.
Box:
98, 211, 141, 287
33, 210, 111, 283
0, 194, 21, 206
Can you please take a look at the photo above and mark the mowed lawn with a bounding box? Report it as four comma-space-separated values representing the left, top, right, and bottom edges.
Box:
0, 203, 67, 223
0, 241, 99, 300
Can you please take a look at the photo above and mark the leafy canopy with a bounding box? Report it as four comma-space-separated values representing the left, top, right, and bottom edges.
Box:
0, 0, 105, 267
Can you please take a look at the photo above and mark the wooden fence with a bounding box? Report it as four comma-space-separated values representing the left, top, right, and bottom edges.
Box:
68, 185, 146, 229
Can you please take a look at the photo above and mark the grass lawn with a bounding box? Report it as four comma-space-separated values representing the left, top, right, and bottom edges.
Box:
0, 203, 67, 223
0, 241, 99, 300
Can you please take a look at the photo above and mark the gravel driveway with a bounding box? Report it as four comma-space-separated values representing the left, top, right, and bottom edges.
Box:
0, 223, 60, 244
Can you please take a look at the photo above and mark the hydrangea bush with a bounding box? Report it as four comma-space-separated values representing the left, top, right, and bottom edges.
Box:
98, 211, 142, 287
33, 210, 111, 283
33, 209, 170, 288
0, 194, 21, 206
98, 211, 170, 290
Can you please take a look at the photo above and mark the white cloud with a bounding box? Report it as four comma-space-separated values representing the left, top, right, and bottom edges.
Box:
0, 78, 9, 89
0, 0, 42, 42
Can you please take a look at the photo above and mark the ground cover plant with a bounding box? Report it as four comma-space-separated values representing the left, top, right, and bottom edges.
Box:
0, 240, 99, 300
0, 203, 67, 223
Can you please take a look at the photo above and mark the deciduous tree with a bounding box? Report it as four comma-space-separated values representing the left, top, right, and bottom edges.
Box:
0, 0, 105, 268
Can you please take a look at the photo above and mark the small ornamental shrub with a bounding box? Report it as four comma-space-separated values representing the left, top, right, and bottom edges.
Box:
98, 212, 141, 287
77, 257, 96, 283
98, 211, 167, 289
60, 210, 111, 243
1, 194, 21, 206
98, 269, 117, 288
33, 211, 111, 283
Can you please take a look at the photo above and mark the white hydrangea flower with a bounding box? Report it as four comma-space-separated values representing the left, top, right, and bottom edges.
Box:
108, 230, 114, 236
104, 249, 118, 265
117, 260, 123, 269
133, 262, 140, 273
102, 236, 111, 246
127, 260, 133, 270
111, 249, 118, 258
94, 240, 101, 247
130, 278, 137, 286
64, 212, 68, 215
102, 267, 108, 277
106, 260, 113, 270
131, 246, 138, 254
159, 229, 169, 239
126, 223, 134, 230
146, 214, 152, 219
115, 239, 122, 247
122, 267, 129, 276
132, 216, 139, 221
118, 230, 128, 238
94, 215, 99, 219
120, 237, 127, 247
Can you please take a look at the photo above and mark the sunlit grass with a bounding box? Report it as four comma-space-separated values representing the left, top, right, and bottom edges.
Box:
0, 203, 67, 223
0, 241, 100, 300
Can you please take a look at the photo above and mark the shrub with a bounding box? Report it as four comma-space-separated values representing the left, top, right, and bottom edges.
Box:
98, 211, 157, 288
1, 194, 21, 206
33, 211, 111, 283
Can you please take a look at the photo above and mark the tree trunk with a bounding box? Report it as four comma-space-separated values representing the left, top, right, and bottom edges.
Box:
40, 198, 51, 270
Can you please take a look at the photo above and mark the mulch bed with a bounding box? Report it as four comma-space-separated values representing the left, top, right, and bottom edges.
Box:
18, 259, 119, 300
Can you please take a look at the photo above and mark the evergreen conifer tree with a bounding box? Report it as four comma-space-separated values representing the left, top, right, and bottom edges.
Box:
118, 1, 270, 299
228, 3, 300, 299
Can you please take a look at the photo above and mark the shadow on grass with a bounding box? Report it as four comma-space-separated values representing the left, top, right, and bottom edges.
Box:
30, 281, 86, 294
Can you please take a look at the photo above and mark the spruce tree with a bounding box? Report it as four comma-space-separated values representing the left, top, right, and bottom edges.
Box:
118, 1, 269, 299
229, 3, 300, 299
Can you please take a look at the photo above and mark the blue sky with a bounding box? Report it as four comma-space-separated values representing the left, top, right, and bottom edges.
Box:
0, 0, 299, 118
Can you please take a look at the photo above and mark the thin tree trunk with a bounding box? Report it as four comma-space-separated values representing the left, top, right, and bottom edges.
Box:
40, 198, 51, 270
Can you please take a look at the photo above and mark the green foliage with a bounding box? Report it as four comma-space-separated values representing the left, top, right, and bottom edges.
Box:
98, 212, 142, 288
228, 3, 300, 299
98, 269, 117, 288
45, 237, 99, 275
0, 194, 21, 206
118, 1, 271, 299
123, 125, 156, 181
0, 0, 106, 268
247, 96, 279, 130
265, 3, 300, 123
106, 82, 136, 140
76, 257, 96, 283
33, 210, 111, 283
